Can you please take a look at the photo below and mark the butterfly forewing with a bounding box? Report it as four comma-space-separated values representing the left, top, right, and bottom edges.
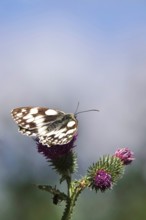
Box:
11, 107, 65, 129
11, 107, 78, 147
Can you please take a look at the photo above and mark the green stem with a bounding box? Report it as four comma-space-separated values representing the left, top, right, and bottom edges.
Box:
66, 176, 71, 197
61, 182, 84, 220
61, 194, 77, 220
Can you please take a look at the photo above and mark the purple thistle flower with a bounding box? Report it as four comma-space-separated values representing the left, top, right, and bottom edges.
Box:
36, 135, 77, 160
94, 170, 112, 191
114, 147, 135, 165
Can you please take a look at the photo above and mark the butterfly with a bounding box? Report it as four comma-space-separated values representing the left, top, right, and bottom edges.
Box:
11, 107, 78, 147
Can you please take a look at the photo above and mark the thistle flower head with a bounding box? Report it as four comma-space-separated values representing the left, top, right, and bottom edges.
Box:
36, 135, 78, 176
94, 170, 112, 191
114, 147, 135, 165
36, 134, 77, 160
87, 155, 124, 192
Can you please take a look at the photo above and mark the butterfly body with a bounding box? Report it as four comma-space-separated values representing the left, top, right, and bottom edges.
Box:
11, 107, 78, 147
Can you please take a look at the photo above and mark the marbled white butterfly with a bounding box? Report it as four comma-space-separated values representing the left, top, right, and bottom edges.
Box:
11, 107, 98, 147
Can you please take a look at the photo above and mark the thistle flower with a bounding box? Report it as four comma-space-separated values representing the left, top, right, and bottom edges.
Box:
87, 155, 124, 192
94, 170, 112, 191
36, 134, 77, 160
36, 135, 78, 176
114, 147, 135, 165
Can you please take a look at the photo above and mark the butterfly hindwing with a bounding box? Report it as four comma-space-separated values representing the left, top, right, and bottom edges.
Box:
39, 114, 78, 145
11, 107, 78, 147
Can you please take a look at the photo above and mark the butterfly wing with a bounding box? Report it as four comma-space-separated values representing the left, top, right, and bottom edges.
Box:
11, 107, 65, 136
11, 107, 78, 146
38, 114, 78, 146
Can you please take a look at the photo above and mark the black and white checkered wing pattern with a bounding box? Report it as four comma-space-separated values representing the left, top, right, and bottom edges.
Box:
11, 107, 78, 147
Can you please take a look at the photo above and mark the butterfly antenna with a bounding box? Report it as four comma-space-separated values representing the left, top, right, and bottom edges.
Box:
75, 109, 99, 116
74, 102, 80, 114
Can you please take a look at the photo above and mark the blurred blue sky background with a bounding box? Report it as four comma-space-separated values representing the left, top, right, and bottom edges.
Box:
0, 1, 146, 219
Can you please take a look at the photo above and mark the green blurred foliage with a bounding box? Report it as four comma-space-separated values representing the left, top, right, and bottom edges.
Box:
0, 180, 62, 220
